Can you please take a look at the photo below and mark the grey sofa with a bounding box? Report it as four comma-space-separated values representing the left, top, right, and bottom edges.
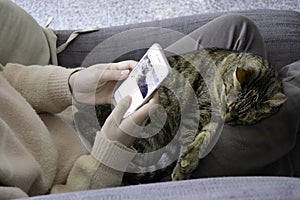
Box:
30, 9, 300, 199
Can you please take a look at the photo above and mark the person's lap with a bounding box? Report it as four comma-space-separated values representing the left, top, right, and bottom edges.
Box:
165, 13, 266, 59
82, 14, 267, 67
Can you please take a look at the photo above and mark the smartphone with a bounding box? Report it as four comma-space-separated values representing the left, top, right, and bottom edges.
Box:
114, 43, 171, 118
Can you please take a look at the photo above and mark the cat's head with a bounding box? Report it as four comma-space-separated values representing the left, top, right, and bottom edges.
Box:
222, 53, 287, 125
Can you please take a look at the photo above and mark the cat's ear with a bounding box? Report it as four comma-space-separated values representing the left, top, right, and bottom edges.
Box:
263, 92, 288, 107
236, 67, 247, 85
233, 67, 247, 88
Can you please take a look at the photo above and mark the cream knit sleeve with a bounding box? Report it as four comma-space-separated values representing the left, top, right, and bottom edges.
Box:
2, 63, 78, 113
51, 132, 136, 193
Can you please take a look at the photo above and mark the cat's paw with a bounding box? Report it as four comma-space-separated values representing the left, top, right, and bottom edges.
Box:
171, 132, 206, 181
171, 162, 190, 181
171, 155, 199, 181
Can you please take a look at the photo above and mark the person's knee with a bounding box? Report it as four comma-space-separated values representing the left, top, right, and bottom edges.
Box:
218, 13, 266, 58
220, 13, 258, 30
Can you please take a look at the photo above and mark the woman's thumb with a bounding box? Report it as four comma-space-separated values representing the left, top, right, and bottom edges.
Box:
112, 96, 131, 124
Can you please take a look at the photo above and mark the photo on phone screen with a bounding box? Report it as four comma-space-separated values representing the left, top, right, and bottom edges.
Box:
136, 54, 159, 98
114, 43, 170, 117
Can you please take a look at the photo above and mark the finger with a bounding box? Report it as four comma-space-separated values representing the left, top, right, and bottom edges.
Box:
130, 94, 158, 125
110, 60, 138, 70
118, 93, 159, 137
97, 68, 130, 81
118, 96, 159, 137
110, 96, 131, 125
90, 63, 130, 80
150, 92, 159, 104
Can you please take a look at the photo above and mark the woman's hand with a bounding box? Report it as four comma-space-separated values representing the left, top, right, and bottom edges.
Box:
69, 60, 137, 105
101, 93, 159, 147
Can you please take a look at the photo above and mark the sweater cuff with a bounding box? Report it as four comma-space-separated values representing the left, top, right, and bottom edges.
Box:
48, 68, 81, 111
91, 131, 136, 172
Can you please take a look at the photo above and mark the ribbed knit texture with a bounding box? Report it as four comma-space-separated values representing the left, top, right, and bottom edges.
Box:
91, 132, 136, 172
1, 63, 131, 198
2, 63, 79, 113
48, 68, 75, 112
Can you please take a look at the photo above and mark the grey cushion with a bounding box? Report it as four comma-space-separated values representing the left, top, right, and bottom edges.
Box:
282, 61, 300, 177
291, 130, 300, 176
24, 177, 300, 200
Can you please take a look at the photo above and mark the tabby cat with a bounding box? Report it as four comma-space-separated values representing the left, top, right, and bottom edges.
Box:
75, 48, 287, 184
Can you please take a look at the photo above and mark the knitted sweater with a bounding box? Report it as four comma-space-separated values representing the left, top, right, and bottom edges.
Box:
0, 63, 134, 199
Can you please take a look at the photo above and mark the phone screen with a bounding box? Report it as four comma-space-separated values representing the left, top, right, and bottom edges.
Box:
114, 43, 170, 117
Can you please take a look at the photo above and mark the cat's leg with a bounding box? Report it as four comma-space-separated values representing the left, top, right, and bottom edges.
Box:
171, 117, 224, 180
166, 14, 267, 60
171, 131, 206, 180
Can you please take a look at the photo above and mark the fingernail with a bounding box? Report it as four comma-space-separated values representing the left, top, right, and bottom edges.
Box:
124, 96, 131, 104
121, 70, 129, 76
127, 96, 132, 105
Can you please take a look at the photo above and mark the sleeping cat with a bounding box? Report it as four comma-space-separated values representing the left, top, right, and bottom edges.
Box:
75, 48, 287, 184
